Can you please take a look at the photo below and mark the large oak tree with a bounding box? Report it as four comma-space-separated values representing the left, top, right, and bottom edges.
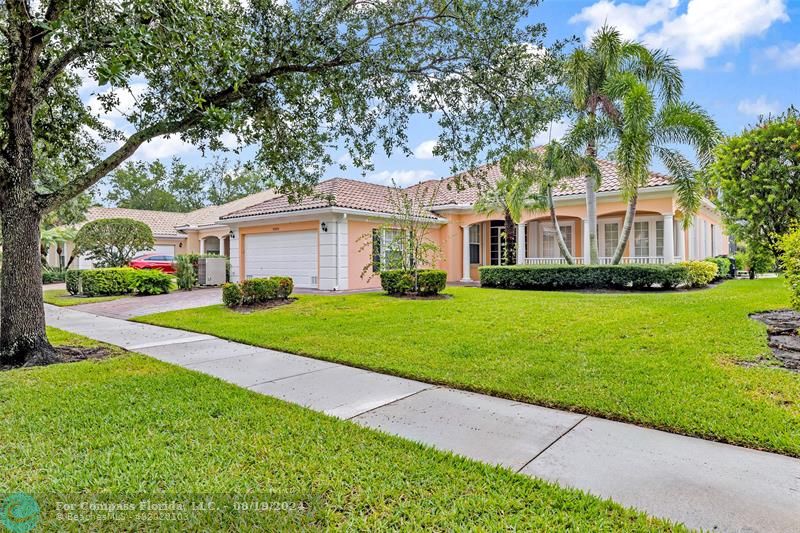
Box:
0, 0, 560, 366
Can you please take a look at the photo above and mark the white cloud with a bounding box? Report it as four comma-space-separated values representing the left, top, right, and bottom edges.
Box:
762, 42, 800, 69
137, 135, 195, 160
737, 96, 780, 117
413, 140, 438, 160
366, 169, 436, 187
570, 0, 789, 69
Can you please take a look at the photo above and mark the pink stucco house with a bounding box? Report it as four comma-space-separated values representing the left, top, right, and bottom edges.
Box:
221, 158, 729, 290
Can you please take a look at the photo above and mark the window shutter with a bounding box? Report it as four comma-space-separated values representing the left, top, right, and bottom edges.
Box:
372, 229, 381, 272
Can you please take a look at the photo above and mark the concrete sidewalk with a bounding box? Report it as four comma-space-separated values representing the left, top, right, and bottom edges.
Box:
45, 304, 800, 532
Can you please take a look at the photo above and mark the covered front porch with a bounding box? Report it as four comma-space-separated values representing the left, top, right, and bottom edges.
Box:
459, 211, 688, 281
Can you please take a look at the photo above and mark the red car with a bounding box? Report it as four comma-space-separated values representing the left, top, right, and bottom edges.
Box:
129, 253, 177, 274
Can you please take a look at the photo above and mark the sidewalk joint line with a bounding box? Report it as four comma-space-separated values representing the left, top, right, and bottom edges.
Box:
516, 415, 588, 473
346, 386, 437, 421
245, 365, 338, 389
127, 336, 212, 350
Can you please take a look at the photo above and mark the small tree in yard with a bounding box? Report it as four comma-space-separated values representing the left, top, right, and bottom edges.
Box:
360, 183, 443, 292
73, 218, 154, 268
710, 108, 800, 263
0, 0, 562, 366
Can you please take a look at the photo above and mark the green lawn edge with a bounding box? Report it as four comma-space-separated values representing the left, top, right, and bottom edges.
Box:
134, 279, 800, 458
0, 328, 680, 531
43, 289, 126, 307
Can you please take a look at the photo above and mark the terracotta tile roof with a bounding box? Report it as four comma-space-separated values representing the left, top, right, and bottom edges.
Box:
221, 178, 442, 220
222, 158, 676, 221
181, 190, 279, 227
83, 207, 189, 237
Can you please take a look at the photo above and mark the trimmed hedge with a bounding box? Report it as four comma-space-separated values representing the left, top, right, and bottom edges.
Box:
705, 257, 732, 280
479, 264, 697, 291
65, 268, 172, 297
683, 260, 718, 287
780, 228, 800, 310
380, 269, 448, 296
42, 269, 67, 284
222, 276, 294, 307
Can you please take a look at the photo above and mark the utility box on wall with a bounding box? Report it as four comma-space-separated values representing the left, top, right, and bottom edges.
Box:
198, 257, 227, 286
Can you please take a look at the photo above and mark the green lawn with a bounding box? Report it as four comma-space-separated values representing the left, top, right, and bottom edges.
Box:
43, 288, 126, 307
137, 278, 800, 457
0, 329, 675, 530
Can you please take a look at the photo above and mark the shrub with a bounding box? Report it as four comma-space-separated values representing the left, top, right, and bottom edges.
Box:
705, 257, 732, 280
42, 268, 67, 284
779, 228, 800, 310
223, 276, 292, 307
65, 270, 81, 295
682, 260, 718, 287
417, 269, 447, 295
80, 268, 137, 296
130, 269, 172, 295
479, 264, 692, 291
175, 255, 196, 290
222, 283, 244, 307
273, 276, 294, 299
380, 270, 415, 295
73, 218, 154, 267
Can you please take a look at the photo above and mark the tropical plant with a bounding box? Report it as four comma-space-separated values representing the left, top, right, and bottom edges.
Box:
564, 25, 683, 263
39, 226, 77, 267
73, 218, 155, 268
606, 86, 720, 263
0, 0, 559, 366
474, 157, 546, 266
709, 108, 800, 262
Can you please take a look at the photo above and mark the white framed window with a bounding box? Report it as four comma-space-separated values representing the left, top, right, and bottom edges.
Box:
469, 224, 481, 264
656, 221, 665, 258
372, 228, 405, 271
634, 221, 650, 257
540, 222, 573, 258
601, 222, 620, 257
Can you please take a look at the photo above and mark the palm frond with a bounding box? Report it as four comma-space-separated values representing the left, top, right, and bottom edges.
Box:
653, 101, 722, 167
621, 44, 683, 103
655, 146, 702, 228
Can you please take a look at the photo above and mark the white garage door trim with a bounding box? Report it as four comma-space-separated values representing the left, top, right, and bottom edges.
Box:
244, 231, 318, 288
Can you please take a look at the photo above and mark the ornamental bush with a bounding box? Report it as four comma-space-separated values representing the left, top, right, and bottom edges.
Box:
705, 257, 732, 280
80, 268, 137, 296
380, 270, 415, 295
682, 260, 718, 287
223, 276, 294, 307
129, 269, 172, 295
73, 218, 154, 267
175, 255, 197, 290
417, 269, 447, 295
478, 264, 692, 290
42, 268, 67, 284
222, 282, 244, 307
65, 270, 81, 295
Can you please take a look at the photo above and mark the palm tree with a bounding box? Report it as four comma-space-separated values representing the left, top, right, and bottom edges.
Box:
40, 227, 77, 268
606, 79, 720, 263
564, 25, 683, 263
531, 142, 601, 264
474, 154, 546, 266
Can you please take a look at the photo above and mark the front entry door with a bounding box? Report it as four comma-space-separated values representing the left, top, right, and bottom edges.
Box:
490, 222, 506, 265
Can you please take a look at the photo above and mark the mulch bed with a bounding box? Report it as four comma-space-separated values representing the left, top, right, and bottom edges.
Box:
1, 346, 113, 371
229, 298, 297, 314
750, 310, 800, 372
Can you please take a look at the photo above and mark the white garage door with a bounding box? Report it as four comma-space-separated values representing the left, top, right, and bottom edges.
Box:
154, 244, 176, 256
244, 231, 318, 288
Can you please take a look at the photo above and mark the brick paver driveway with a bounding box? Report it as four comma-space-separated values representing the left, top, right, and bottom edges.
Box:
72, 287, 222, 319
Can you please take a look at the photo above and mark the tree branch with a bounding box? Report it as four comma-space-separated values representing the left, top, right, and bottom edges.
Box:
33, 43, 90, 101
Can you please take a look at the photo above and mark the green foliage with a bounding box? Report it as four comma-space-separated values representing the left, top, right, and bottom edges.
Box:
42, 268, 67, 284
380, 270, 415, 295
65, 270, 81, 295
479, 264, 691, 290
682, 261, 718, 287
705, 257, 732, 280
73, 218, 155, 268
779, 228, 800, 310
129, 269, 173, 296
736, 245, 775, 274
222, 283, 244, 307
80, 268, 137, 297
176, 255, 197, 291
223, 277, 294, 307
105, 158, 206, 212
710, 109, 800, 260
417, 270, 448, 296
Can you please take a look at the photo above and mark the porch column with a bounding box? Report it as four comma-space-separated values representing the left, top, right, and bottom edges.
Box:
663, 214, 675, 264
687, 216, 697, 260
516, 223, 527, 264
677, 223, 686, 261
583, 219, 591, 263
461, 224, 472, 282
199, 238, 204, 254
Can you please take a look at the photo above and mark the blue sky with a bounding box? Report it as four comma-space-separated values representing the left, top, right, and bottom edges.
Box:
92, 0, 800, 193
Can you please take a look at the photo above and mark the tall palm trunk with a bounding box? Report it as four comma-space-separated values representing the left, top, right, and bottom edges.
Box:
548, 186, 574, 264
503, 210, 517, 266
611, 192, 638, 264
585, 116, 599, 264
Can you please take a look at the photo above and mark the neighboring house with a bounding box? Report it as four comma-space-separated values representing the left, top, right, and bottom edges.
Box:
221, 159, 729, 290
45, 191, 277, 269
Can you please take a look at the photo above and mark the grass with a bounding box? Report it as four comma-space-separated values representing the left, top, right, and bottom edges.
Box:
0, 329, 677, 530
137, 278, 800, 457
43, 289, 125, 307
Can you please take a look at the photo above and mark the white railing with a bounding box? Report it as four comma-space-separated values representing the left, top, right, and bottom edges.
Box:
525, 256, 680, 265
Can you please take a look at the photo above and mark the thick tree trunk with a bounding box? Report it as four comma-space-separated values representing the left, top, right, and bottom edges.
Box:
0, 205, 58, 367
585, 140, 599, 264
548, 187, 574, 264
503, 210, 516, 266
611, 192, 638, 265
